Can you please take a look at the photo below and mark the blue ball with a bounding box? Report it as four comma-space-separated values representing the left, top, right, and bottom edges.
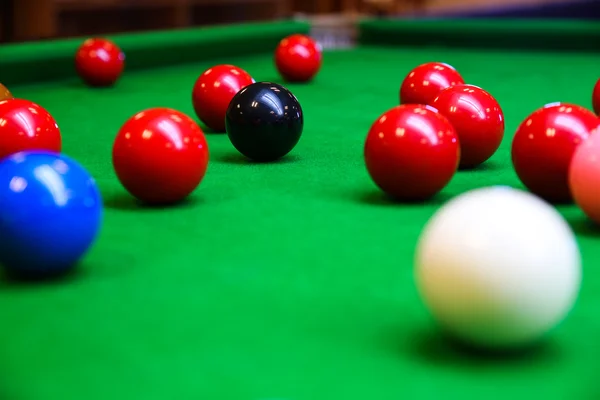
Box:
0, 151, 103, 275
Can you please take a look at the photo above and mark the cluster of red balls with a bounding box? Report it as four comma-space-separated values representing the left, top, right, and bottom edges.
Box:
364, 62, 505, 201
364, 61, 600, 218
0, 34, 322, 205
4, 32, 599, 219
107, 34, 320, 204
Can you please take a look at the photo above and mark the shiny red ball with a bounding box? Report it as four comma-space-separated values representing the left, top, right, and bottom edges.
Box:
275, 34, 322, 83
192, 64, 255, 132
364, 104, 460, 201
0, 99, 62, 160
400, 62, 464, 106
432, 84, 505, 169
112, 108, 209, 205
593, 78, 600, 116
512, 103, 600, 203
75, 38, 125, 87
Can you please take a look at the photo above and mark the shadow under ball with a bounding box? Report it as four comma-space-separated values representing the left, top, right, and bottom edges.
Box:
225, 82, 304, 162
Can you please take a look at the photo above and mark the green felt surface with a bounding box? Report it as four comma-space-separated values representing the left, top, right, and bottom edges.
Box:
1, 20, 600, 400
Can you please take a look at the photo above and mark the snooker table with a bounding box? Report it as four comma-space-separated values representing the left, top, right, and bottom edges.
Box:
1, 17, 600, 400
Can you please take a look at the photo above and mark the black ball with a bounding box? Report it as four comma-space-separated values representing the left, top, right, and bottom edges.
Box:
225, 81, 304, 162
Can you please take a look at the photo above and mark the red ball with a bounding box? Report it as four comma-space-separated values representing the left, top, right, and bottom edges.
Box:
431, 84, 505, 169
512, 103, 600, 203
275, 34, 322, 83
192, 64, 255, 132
112, 108, 209, 205
400, 62, 464, 106
364, 104, 460, 201
75, 38, 125, 87
0, 99, 62, 160
593, 78, 600, 116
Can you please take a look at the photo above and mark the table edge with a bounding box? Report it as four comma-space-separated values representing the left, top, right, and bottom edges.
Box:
358, 18, 600, 52
0, 20, 311, 86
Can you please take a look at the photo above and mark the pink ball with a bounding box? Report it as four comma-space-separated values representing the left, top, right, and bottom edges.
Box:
569, 127, 600, 223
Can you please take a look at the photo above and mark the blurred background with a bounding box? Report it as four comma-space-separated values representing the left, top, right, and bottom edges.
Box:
1, 0, 598, 43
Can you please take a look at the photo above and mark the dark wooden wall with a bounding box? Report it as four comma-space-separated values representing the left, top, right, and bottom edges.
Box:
1, 0, 568, 43
2, 0, 294, 43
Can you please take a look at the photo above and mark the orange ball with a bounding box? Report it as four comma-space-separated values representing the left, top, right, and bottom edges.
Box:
0, 83, 13, 101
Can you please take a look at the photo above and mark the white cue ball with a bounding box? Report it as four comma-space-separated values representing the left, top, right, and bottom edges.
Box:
414, 186, 581, 349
